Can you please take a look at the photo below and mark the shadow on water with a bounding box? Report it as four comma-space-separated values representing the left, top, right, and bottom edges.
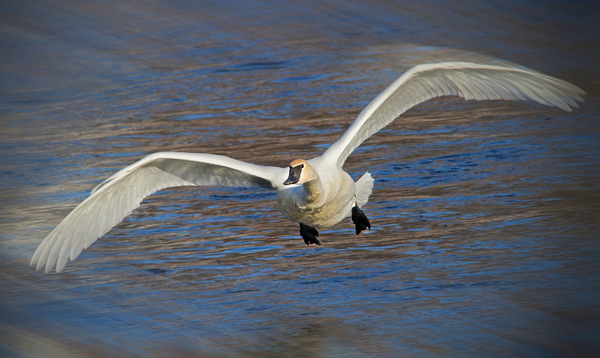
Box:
1, 0, 599, 356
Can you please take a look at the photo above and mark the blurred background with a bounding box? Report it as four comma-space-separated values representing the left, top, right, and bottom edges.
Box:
1, 0, 599, 356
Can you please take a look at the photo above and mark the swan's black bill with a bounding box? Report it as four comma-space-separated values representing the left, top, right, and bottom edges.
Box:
283, 164, 303, 185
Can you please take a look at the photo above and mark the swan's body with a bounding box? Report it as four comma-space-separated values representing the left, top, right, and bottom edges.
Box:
277, 158, 372, 229
31, 61, 585, 273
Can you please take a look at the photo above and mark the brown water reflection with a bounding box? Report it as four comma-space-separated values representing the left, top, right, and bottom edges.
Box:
1, 0, 599, 356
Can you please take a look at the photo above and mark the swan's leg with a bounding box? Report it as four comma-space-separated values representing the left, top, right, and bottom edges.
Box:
352, 205, 371, 235
299, 223, 321, 245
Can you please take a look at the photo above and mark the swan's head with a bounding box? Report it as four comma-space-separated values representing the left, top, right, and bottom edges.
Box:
283, 159, 314, 185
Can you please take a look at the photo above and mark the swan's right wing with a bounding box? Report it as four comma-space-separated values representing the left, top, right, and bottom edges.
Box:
31, 152, 286, 273
322, 62, 586, 167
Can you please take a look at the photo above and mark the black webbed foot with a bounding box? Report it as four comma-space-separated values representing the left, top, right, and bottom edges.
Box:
352, 205, 371, 235
299, 223, 321, 245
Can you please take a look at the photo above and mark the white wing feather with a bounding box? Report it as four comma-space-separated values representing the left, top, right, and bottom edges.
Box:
31, 152, 284, 273
323, 62, 586, 167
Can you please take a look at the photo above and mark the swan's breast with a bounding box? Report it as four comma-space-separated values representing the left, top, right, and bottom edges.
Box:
275, 169, 356, 229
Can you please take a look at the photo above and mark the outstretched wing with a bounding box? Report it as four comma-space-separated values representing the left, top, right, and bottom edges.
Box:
322, 62, 586, 167
31, 152, 285, 273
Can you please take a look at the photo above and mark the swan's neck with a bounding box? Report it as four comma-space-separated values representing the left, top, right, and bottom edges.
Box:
302, 176, 324, 204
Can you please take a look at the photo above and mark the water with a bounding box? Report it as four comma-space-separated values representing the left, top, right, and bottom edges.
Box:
1, 0, 599, 356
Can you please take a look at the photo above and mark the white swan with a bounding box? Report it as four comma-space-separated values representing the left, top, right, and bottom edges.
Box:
31, 62, 585, 273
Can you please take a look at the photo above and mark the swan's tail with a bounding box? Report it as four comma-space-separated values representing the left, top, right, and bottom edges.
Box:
355, 172, 374, 207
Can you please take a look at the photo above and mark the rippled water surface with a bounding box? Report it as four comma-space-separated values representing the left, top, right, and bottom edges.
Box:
1, 0, 599, 356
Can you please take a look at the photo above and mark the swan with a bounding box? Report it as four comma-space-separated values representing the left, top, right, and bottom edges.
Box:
31, 61, 585, 273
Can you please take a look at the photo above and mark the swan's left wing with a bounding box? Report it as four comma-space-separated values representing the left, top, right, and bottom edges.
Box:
31, 152, 285, 273
322, 62, 586, 167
